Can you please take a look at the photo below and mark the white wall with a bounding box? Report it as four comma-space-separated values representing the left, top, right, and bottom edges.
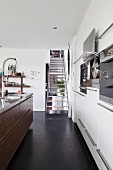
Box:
0, 49, 50, 111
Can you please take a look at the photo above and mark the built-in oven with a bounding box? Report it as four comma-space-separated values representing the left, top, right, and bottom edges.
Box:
100, 44, 113, 104
80, 63, 88, 94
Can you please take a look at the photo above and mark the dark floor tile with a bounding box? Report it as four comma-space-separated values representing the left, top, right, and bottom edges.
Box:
7, 111, 99, 170
38, 157, 96, 170
6, 157, 39, 170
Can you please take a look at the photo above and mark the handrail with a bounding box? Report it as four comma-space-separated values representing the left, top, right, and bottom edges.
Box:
64, 57, 69, 108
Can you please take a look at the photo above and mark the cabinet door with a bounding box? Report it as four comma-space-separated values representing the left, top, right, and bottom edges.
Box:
5, 105, 20, 135
98, 105, 113, 169
78, 94, 87, 127
86, 89, 99, 145
73, 92, 78, 123
0, 114, 5, 141
77, 93, 87, 140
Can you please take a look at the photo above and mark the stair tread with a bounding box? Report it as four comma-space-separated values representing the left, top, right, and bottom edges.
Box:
48, 88, 66, 89
47, 96, 67, 97
47, 101, 68, 102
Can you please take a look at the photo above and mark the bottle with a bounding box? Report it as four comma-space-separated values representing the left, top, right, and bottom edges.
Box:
4, 89, 8, 96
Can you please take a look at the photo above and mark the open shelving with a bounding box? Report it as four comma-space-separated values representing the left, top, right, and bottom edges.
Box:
4, 75, 30, 93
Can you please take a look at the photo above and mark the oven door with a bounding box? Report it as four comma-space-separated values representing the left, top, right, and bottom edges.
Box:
100, 56, 113, 104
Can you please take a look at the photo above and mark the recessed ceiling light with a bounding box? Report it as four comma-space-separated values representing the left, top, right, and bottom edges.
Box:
53, 27, 58, 30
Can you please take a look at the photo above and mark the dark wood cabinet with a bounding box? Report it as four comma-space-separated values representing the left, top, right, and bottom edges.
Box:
0, 114, 5, 142
0, 95, 33, 170
5, 105, 20, 134
0, 76, 2, 96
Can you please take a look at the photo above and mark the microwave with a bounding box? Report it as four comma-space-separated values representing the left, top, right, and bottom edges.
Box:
100, 44, 113, 104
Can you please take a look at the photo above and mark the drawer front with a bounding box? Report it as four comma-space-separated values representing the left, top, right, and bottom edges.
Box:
5, 105, 20, 134
20, 98, 31, 117
97, 149, 112, 170
85, 129, 98, 166
0, 114, 5, 141
78, 118, 86, 141
0, 111, 33, 170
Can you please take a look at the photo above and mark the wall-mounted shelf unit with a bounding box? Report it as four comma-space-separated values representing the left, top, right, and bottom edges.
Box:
4, 75, 30, 93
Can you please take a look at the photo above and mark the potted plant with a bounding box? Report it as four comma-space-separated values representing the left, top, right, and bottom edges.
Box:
56, 80, 65, 96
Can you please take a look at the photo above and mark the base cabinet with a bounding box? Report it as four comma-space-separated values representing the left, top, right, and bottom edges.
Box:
85, 130, 98, 166
97, 149, 112, 170
76, 89, 113, 170
0, 96, 33, 170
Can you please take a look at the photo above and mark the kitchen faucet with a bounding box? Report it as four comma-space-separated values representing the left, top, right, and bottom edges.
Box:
2, 58, 17, 96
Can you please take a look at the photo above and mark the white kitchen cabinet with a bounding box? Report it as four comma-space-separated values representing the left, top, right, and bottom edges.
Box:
72, 92, 78, 123
97, 149, 112, 170
98, 103, 113, 169
85, 128, 98, 166
77, 92, 87, 140
86, 88, 99, 145
78, 93, 87, 126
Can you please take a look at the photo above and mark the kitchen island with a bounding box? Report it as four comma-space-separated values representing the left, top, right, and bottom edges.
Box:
0, 93, 33, 170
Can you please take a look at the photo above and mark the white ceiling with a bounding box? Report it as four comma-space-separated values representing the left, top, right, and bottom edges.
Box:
0, 0, 91, 49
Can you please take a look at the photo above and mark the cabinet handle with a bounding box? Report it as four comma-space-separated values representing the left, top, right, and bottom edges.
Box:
97, 103, 113, 112
85, 129, 97, 146
73, 90, 86, 97
87, 88, 98, 92
96, 149, 112, 170
78, 118, 86, 128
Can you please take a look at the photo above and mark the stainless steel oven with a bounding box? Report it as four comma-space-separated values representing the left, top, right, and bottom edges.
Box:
80, 63, 88, 94
100, 44, 113, 104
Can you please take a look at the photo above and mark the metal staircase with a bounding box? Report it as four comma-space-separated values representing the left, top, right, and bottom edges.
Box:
46, 56, 68, 114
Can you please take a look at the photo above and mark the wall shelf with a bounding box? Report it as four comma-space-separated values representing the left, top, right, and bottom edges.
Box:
4, 75, 30, 93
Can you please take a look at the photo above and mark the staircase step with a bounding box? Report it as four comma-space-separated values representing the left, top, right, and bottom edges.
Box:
46, 107, 68, 111
49, 91, 66, 93
47, 100, 68, 102
49, 62, 64, 66
49, 76, 66, 78
46, 110, 68, 114
50, 66, 64, 68
49, 71, 65, 73
49, 67, 64, 68
49, 73, 65, 77
49, 73, 65, 75
50, 58, 64, 60
49, 77, 66, 79
48, 83, 66, 85
46, 106, 68, 108
50, 68, 64, 69
50, 61, 64, 63
48, 87, 66, 89
47, 95, 68, 97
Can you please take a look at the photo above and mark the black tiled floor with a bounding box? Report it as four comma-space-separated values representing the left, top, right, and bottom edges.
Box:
6, 112, 99, 170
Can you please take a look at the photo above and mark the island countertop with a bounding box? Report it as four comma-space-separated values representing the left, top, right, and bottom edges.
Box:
0, 93, 33, 116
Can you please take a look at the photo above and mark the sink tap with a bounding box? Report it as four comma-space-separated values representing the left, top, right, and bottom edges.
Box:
2, 58, 17, 96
